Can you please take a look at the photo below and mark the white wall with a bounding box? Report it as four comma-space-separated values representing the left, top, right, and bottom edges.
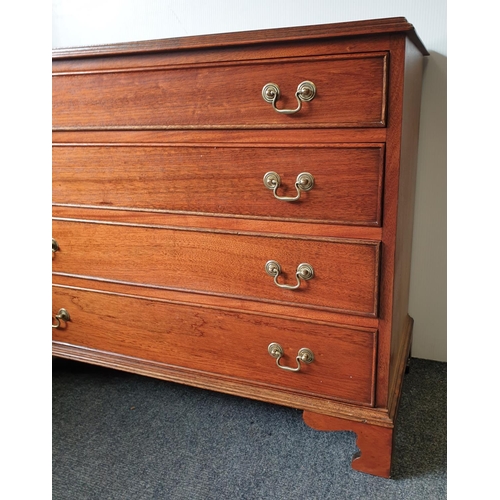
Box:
52, 0, 447, 361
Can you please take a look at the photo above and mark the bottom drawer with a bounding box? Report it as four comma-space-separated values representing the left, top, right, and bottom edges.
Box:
52, 286, 377, 406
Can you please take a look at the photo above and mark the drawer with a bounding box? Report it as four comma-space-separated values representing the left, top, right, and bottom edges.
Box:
52, 220, 380, 316
52, 286, 377, 406
52, 53, 387, 130
53, 145, 384, 226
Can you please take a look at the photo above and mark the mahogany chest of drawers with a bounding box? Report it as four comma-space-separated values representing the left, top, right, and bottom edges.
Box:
52, 17, 428, 478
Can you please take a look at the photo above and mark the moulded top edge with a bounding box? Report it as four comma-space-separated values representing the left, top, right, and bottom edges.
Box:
52, 17, 429, 60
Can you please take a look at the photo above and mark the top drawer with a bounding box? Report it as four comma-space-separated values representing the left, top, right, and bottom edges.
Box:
52, 53, 388, 130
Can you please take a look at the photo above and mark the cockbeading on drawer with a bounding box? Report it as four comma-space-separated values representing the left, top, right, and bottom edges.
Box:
52, 285, 377, 406
52, 219, 380, 317
52, 53, 388, 130
52, 143, 385, 226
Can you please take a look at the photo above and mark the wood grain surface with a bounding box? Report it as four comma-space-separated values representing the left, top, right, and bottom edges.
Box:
53, 286, 377, 405
53, 53, 387, 130
52, 219, 380, 316
52, 18, 428, 478
52, 144, 384, 225
52, 17, 427, 59
303, 411, 394, 477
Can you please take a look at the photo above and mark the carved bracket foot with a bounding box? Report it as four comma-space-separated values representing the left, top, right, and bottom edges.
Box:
303, 411, 394, 478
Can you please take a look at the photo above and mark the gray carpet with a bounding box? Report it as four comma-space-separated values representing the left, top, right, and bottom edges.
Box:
52, 357, 446, 499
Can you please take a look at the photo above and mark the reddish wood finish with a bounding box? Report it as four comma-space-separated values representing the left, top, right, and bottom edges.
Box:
388, 39, 425, 409
52, 144, 384, 226
375, 36, 425, 409
51, 206, 384, 240
53, 128, 388, 144
303, 411, 394, 478
52, 18, 428, 478
52, 274, 381, 330
52, 286, 377, 406
53, 53, 387, 130
52, 340, 392, 427
52, 17, 427, 59
52, 219, 380, 316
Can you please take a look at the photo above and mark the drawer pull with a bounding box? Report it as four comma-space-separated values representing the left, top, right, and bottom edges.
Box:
263, 171, 314, 202
52, 238, 59, 255
52, 308, 71, 329
268, 343, 315, 372
265, 260, 314, 290
262, 81, 316, 114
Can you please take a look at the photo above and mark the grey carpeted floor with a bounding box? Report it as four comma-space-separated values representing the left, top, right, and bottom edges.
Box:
52, 357, 446, 499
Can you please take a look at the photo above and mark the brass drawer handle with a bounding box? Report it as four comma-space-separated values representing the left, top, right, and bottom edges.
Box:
265, 260, 314, 290
52, 308, 71, 329
52, 238, 59, 258
268, 343, 315, 372
262, 81, 316, 114
263, 171, 314, 202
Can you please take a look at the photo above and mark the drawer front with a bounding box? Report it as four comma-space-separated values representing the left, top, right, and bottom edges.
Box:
52, 286, 377, 405
52, 220, 380, 316
52, 53, 387, 129
53, 145, 384, 226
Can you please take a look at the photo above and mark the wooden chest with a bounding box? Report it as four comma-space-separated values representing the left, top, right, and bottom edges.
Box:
52, 17, 428, 478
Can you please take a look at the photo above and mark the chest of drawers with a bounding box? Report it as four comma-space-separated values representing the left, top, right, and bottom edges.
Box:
52, 17, 428, 478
